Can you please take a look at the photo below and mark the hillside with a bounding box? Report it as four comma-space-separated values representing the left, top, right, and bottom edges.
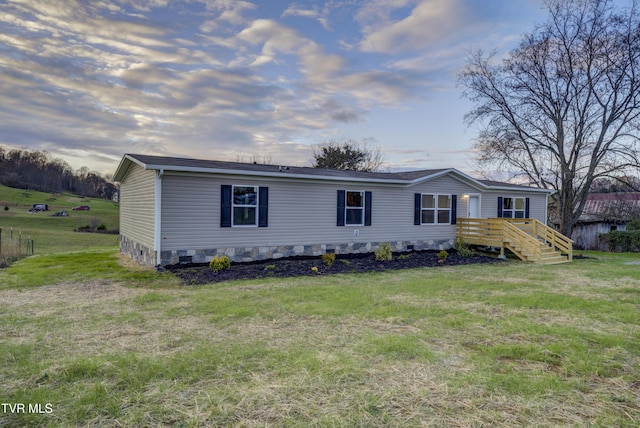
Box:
0, 184, 119, 255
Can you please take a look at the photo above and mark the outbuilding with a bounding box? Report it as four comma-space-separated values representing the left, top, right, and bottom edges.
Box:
571, 193, 640, 250
113, 153, 557, 266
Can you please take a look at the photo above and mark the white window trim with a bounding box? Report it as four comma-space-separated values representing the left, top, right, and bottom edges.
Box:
232, 185, 258, 227
421, 193, 452, 225
502, 196, 526, 219
345, 190, 365, 226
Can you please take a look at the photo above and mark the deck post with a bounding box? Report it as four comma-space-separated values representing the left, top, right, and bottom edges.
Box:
531, 219, 537, 241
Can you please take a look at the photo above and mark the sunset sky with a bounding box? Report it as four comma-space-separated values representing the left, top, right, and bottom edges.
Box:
0, 0, 557, 176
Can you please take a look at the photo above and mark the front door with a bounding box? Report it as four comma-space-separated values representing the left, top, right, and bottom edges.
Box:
468, 195, 480, 218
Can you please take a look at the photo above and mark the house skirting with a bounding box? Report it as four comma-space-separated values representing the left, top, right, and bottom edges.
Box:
120, 235, 156, 267
157, 239, 455, 266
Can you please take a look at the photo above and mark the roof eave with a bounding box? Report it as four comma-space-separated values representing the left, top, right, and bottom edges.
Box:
114, 154, 556, 192
485, 185, 554, 194
145, 164, 411, 184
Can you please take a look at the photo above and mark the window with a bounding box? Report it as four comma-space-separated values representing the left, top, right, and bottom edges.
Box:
346, 191, 364, 225
220, 185, 268, 228
415, 193, 456, 225
233, 186, 257, 226
337, 190, 372, 226
501, 197, 526, 219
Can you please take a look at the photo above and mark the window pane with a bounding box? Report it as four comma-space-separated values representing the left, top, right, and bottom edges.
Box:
234, 186, 257, 205
502, 210, 513, 218
438, 194, 450, 208
346, 208, 363, 225
515, 198, 525, 210
503, 197, 513, 209
515, 210, 525, 219
233, 207, 256, 225
438, 209, 450, 224
422, 194, 435, 209
347, 191, 363, 208
421, 210, 435, 224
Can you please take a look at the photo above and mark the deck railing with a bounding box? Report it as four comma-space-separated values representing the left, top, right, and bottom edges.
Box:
457, 218, 508, 248
502, 218, 573, 261
457, 218, 573, 262
502, 220, 542, 261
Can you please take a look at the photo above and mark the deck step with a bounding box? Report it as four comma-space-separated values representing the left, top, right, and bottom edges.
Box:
539, 256, 570, 265
457, 218, 573, 264
506, 242, 569, 264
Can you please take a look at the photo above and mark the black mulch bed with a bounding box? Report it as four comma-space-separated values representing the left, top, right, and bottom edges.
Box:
163, 250, 503, 285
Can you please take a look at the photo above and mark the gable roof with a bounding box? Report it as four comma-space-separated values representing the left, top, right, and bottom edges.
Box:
114, 153, 552, 193
579, 193, 640, 223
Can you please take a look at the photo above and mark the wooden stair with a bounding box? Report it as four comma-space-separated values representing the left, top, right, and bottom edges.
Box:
457, 218, 572, 264
539, 245, 570, 264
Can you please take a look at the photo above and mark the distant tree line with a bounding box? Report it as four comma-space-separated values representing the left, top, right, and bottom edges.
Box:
0, 146, 117, 200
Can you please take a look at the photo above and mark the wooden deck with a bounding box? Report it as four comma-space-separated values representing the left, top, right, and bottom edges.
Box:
457, 218, 573, 264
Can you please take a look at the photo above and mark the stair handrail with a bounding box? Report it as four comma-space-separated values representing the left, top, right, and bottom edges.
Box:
504, 218, 573, 261
531, 219, 573, 261
458, 218, 573, 263
502, 220, 542, 261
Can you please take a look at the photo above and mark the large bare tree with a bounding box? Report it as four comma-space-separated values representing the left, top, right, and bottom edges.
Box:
459, 0, 640, 236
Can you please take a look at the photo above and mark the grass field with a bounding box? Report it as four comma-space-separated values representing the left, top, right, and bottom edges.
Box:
1, 245, 639, 426
0, 184, 119, 256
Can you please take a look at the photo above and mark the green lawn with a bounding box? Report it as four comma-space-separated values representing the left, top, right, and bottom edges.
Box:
0, 184, 119, 256
1, 249, 639, 427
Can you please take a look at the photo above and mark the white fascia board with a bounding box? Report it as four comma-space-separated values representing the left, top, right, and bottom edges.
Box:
408, 168, 484, 187
407, 168, 489, 190
113, 154, 148, 182
139, 164, 411, 185
416, 168, 553, 194
135, 161, 555, 193
484, 185, 554, 194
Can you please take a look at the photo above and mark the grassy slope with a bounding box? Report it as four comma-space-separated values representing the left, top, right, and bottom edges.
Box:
0, 250, 639, 427
0, 184, 119, 254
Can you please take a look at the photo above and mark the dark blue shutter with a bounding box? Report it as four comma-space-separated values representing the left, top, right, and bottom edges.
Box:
414, 193, 421, 225
364, 191, 372, 226
497, 197, 503, 218
525, 197, 530, 219
258, 187, 268, 227
220, 185, 232, 227
337, 190, 345, 226
451, 194, 457, 225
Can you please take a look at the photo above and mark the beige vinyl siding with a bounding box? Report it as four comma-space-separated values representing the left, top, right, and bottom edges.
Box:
119, 164, 156, 249
160, 173, 487, 251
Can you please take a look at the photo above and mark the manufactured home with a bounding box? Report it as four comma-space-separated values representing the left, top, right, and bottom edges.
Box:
113, 154, 571, 266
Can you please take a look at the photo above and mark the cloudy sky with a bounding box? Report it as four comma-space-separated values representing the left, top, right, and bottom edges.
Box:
0, 0, 551, 176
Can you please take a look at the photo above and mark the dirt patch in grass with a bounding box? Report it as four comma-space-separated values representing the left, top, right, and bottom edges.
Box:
0, 280, 145, 308
166, 250, 502, 285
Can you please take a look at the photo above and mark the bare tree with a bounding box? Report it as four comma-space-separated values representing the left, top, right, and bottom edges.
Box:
459, 0, 640, 236
311, 139, 385, 172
